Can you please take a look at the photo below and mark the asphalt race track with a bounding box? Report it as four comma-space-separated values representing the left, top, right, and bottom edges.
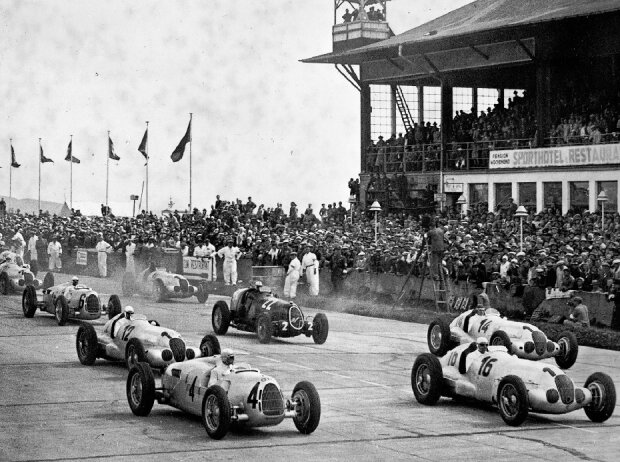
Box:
1, 274, 619, 461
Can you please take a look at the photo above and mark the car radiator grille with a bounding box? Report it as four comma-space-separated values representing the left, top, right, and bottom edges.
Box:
555, 375, 574, 405
261, 383, 284, 416
169, 337, 186, 362
85, 295, 100, 314
531, 330, 547, 356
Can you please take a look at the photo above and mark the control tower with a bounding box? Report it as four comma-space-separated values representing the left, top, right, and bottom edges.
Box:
332, 0, 392, 52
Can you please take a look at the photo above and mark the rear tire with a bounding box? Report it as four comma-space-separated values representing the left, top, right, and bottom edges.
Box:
312, 313, 329, 344
490, 330, 512, 353
212, 301, 231, 335
196, 283, 208, 303
76, 324, 99, 365
125, 338, 147, 369
427, 318, 452, 356
555, 331, 579, 369
201, 385, 231, 439
199, 333, 221, 357
411, 353, 443, 405
584, 372, 616, 422
497, 375, 529, 426
22, 285, 37, 318
107, 294, 122, 319
256, 314, 272, 344
42, 272, 54, 290
127, 362, 155, 416
54, 295, 70, 326
0, 272, 9, 295
292, 381, 321, 434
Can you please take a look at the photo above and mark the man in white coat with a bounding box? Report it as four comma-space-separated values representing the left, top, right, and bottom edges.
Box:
47, 236, 62, 271
27, 232, 39, 275
12, 228, 26, 259
217, 239, 241, 285
125, 237, 136, 275
95, 233, 113, 278
283, 250, 301, 298
301, 244, 320, 296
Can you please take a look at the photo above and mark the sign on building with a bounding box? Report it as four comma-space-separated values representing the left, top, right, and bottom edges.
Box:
182, 256, 213, 281
490, 143, 620, 169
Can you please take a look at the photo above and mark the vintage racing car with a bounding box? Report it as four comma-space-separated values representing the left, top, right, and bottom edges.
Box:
0, 250, 48, 294
126, 356, 321, 439
76, 307, 221, 369
427, 307, 579, 369
122, 264, 208, 303
21, 274, 121, 325
411, 344, 616, 426
211, 282, 329, 344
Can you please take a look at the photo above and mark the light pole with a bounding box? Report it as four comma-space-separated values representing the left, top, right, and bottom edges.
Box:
598, 190, 609, 232
456, 194, 467, 220
369, 200, 382, 244
349, 194, 357, 225
514, 205, 528, 252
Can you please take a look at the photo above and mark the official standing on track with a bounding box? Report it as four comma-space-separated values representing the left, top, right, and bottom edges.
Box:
217, 238, 241, 285
125, 236, 136, 275
27, 231, 39, 275
283, 250, 301, 298
95, 233, 113, 278
47, 235, 62, 271
301, 243, 320, 296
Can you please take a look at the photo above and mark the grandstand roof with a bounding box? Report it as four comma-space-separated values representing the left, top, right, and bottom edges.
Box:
304, 0, 620, 64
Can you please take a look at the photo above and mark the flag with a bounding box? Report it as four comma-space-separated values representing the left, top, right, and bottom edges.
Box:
10, 144, 20, 168
170, 119, 191, 162
108, 136, 120, 160
138, 128, 148, 160
65, 139, 80, 163
40, 144, 53, 163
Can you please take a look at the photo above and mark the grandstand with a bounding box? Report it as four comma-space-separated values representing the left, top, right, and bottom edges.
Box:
304, 0, 620, 216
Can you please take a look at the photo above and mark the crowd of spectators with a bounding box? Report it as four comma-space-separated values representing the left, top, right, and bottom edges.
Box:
341, 5, 385, 23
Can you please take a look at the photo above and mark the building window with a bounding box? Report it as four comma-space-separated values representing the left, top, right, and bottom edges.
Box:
518, 183, 536, 211
543, 182, 562, 212
370, 84, 392, 141
494, 183, 512, 211
504, 89, 525, 108
597, 181, 617, 213
423, 86, 441, 125
569, 181, 589, 213
395, 86, 419, 136
453, 87, 473, 117
477, 88, 499, 116
469, 183, 488, 213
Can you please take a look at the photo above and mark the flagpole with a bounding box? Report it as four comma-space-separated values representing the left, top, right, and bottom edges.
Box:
70, 135, 73, 209
106, 131, 110, 207
9, 139, 12, 211
189, 112, 193, 212
38, 138, 41, 212
145, 121, 149, 213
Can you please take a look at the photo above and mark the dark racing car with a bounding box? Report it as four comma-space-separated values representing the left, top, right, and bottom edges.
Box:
211, 282, 329, 344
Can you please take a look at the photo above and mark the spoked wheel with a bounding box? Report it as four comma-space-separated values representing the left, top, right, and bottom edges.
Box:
126, 362, 155, 416
125, 338, 146, 369
292, 381, 321, 434
211, 301, 231, 335
555, 331, 579, 369
54, 295, 70, 326
201, 385, 231, 439
256, 314, 272, 344
411, 353, 443, 405
76, 324, 98, 365
584, 372, 616, 422
22, 285, 37, 318
427, 318, 451, 356
497, 375, 529, 426
311, 313, 329, 344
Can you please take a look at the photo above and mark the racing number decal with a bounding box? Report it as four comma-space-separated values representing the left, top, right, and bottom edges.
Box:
478, 320, 493, 333
188, 376, 197, 401
477, 357, 497, 377
247, 382, 260, 409
121, 325, 136, 341
261, 300, 276, 311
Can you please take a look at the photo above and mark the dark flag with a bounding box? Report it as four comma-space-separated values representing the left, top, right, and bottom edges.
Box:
108, 136, 120, 160
138, 128, 148, 159
171, 119, 191, 162
65, 139, 80, 163
11, 144, 20, 168
40, 144, 54, 163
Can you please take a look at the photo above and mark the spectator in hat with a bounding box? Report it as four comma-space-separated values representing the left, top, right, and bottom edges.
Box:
283, 250, 301, 299
47, 235, 62, 272
564, 296, 590, 327
95, 233, 113, 278
217, 238, 241, 285
328, 246, 348, 294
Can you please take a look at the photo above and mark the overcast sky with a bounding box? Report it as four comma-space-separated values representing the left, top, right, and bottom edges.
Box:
0, 0, 471, 216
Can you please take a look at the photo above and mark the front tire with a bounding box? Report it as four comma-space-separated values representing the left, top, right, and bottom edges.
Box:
55, 295, 70, 326
0, 272, 9, 295
497, 375, 529, 426
196, 283, 208, 303
427, 318, 451, 356
127, 362, 155, 416
22, 285, 37, 318
584, 372, 616, 422
256, 313, 272, 344
212, 301, 231, 335
411, 353, 443, 405
292, 381, 321, 434
42, 272, 54, 290
76, 324, 99, 365
201, 385, 231, 439
125, 338, 147, 369
107, 294, 122, 319
312, 313, 329, 344
490, 330, 512, 352
555, 331, 579, 369
200, 333, 221, 357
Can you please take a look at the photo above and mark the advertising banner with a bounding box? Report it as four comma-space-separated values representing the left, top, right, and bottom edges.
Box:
76, 250, 88, 266
490, 143, 620, 169
182, 256, 213, 281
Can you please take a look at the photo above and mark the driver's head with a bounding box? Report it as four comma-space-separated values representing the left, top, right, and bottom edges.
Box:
221, 348, 234, 366
477, 336, 489, 354
72, 276, 79, 287
475, 304, 486, 316
124, 306, 134, 319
